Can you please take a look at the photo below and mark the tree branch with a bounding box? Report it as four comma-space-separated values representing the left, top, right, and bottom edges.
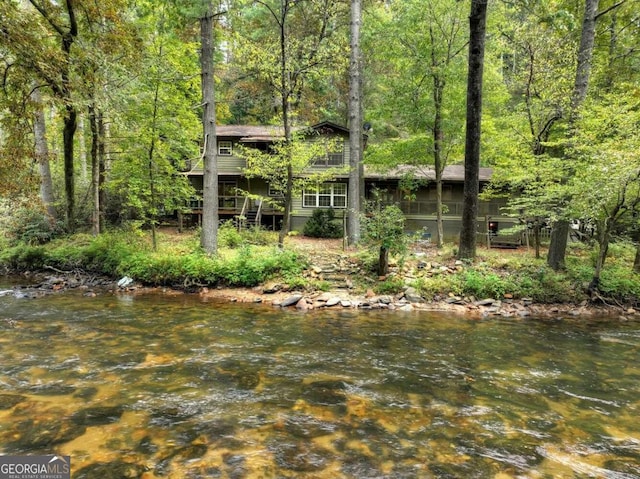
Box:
27, 0, 67, 37
595, 0, 627, 21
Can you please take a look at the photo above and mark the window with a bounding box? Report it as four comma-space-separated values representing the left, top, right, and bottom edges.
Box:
312, 145, 344, 167
268, 184, 282, 197
303, 183, 347, 208
218, 181, 237, 208
218, 141, 233, 156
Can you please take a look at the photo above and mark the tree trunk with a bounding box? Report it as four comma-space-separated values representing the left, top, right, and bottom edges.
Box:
278, 163, 293, 247
547, 221, 569, 270
378, 246, 389, 276
148, 77, 161, 251
570, 0, 600, 122
547, 0, 599, 270
62, 104, 77, 232
97, 111, 106, 233
78, 114, 87, 185
28, 0, 78, 231
89, 102, 100, 235
590, 221, 610, 294
458, 0, 488, 260
433, 78, 445, 248
31, 87, 56, 221
88, 102, 106, 235
200, 0, 218, 254
61, 7, 78, 233
347, 0, 362, 246
534, 217, 540, 260
633, 241, 640, 273
278, 1, 293, 248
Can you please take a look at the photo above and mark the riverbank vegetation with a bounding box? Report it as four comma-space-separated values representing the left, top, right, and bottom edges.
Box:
0, 220, 305, 289
2, 211, 640, 307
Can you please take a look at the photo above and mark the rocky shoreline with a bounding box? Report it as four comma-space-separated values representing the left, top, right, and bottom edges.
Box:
201, 284, 638, 320
1, 270, 637, 321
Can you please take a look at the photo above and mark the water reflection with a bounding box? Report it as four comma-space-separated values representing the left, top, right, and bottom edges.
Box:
0, 285, 639, 478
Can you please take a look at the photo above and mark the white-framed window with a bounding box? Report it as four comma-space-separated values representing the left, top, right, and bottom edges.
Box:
303, 183, 347, 208
218, 141, 233, 156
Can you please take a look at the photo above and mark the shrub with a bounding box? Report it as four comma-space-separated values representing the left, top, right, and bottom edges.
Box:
0, 199, 63, 246
242, 226, 276, 245
412, 275, 463, 300
361, 196, 409, 276
115, 244, 305, 288
374, 276, 405, 295
462, 269, 507, 299
0, 244, 48, 270
303, 208, 343, 238
218, 221, 243, 248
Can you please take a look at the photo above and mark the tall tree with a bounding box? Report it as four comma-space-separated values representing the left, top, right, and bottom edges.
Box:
31, 86, 57, 221
27, 0, 79, 231
108, 2, 199, 245
364, 0, 468, 248
347, 0, 362, 245
233, 0, 347, 246
569, 88, 640, 290
200, 0, 219, 254
482, 1, 577, 257
546, 0, 600, 270
458, 0, 488, 260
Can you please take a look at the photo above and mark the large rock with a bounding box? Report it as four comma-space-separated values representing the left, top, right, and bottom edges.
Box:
5, 417, 86, 451
280, 294, 303, 307
301, 380, 349, 406
475, 298, 495, 306
404, 287, 424, 303
71, 405, 125, 426
326, 297, 341, 307
296, 298, 310, 311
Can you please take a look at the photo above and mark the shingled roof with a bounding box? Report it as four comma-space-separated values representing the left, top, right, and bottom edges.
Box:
216, 121, 350, 142
216, 125, 284, 141
365, 164, 493, 182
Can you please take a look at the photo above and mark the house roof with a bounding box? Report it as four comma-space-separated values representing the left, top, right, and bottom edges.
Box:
216, 121, 349, 142
365, 164, 493, 182
216, 125, 284, 141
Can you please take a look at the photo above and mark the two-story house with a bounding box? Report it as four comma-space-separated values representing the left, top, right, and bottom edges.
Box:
183, 121, 514, 241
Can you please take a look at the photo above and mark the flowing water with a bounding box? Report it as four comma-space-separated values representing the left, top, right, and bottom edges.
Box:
0, 281, 639, 478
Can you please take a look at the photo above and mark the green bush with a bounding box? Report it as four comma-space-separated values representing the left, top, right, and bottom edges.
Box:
0, 244, 48, 270
411, 275, 463, 300
462, 269, 507, 299
116, 245, 305, 288
0, 199, 63, 246
242, 226, 276, 245
303, 209, 343, 238
218, 221, 243, 248
374, 276, 405, 295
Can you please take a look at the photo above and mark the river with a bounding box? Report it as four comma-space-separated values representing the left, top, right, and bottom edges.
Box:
0, 281, 639, 478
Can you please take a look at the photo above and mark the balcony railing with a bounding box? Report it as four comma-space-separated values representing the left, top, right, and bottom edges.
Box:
397, 200, 505, 217
188, 195, 282, 214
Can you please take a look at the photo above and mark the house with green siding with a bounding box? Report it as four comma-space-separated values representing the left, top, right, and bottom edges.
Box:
183, 121, 515, 242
